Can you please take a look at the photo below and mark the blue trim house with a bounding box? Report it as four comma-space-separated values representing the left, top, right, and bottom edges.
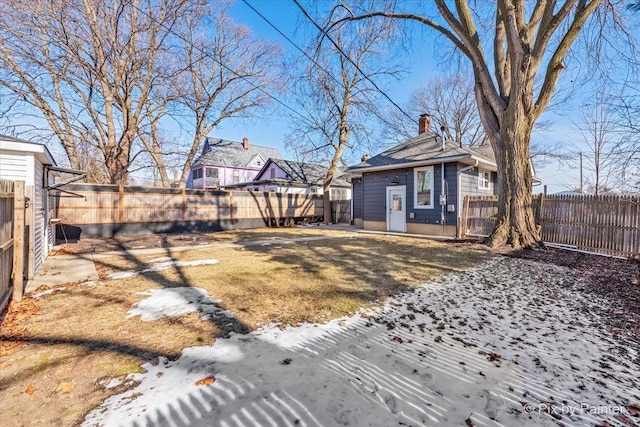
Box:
347, 115, 502, 237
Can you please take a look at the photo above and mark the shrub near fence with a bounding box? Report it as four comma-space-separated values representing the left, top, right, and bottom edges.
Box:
462, 194, 640, 258
55, 184, 324, 237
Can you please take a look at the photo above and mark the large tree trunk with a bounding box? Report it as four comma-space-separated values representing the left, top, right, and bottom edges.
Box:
486, 117, 542, 249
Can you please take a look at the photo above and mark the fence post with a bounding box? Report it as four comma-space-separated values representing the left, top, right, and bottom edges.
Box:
118, 184, 124, 223
459, 195, 469, 238
181, 188, 186, 221
536, 193, 545, 228
12, 181, 25, 302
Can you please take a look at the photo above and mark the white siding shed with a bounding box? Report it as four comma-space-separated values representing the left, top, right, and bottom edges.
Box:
0, 135, 57, 280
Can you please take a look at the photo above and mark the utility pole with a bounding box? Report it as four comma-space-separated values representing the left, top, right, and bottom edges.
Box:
579, 152, 583, 193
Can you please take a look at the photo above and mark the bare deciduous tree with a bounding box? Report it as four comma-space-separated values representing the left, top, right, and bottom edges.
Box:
0, 0, 281, 187
574, 100, 623, 194
336, 0, 636, 248
287, 2, 402, 222
0, 0, 199, 184
387, 73, 487, 147
170, 7, 282, 188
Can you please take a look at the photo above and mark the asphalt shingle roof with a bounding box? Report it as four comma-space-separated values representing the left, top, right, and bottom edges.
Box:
263, 159, 351, 187
348, 131, 496, 171
192, 138, 283, 168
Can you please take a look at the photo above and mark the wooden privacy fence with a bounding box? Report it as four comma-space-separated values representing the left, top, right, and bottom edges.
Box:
462, 194, 640, 258
55, 184, 324, 237
0, 179, 26, 313
331, 200, 351, 224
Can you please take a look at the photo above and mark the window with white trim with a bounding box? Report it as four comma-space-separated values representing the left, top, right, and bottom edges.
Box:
233, 170, 240, 183
414, 166, 434, 209
206, 168, 219, 178
478, 169, 490, 190
192, 168, 203, 180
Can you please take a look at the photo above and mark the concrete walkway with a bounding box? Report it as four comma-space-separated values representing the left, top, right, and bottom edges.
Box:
26, 254, 100, 292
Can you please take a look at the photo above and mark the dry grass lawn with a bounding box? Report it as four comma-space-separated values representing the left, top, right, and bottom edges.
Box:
0, 229, 493, 427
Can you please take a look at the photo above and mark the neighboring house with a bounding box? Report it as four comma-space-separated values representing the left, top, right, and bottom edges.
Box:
347, 115, 540, 237
187, 137, 283, 189
0, 135, 59, 280
225, 158, 352, 200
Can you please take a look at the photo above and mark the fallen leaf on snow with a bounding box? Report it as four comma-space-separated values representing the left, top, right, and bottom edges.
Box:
465, 418, 475, 426
614, 414, 635, 426
280, 358, 292, 365
392, 336, 403, 344
195, 377, 215, 386
23, 384, 37, 395
55, 382, 74, 393
626, 403, 640, 417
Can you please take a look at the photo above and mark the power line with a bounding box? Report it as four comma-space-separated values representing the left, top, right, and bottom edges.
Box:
291, 0, 414, 122
241, 0, 342, 88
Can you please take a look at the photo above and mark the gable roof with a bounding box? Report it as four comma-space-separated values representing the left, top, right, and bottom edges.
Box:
347, 131, 496, 173
192, 137, 283, 168
255, 158, 351, 187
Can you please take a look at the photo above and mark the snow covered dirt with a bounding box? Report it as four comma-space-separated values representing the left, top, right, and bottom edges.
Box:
83, 257, 639, 427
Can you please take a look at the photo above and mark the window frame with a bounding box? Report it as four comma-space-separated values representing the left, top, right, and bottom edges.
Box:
478, 169, 490, 190
192, 168, 203, 180
413, 166, 434, 209
233, 170, 240, 183
206, 167, 219, 179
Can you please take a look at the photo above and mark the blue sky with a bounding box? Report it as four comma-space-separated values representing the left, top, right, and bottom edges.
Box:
213, 0, 592, 194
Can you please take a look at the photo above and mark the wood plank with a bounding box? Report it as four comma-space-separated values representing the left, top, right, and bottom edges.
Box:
12, 181, 25, 302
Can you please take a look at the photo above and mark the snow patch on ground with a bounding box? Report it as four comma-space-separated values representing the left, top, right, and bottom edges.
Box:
127, 287, 234, 322
84, 258, 639, 427
30, 287, 66, 299
108, 259, 219, 280
146, 256, 172, 264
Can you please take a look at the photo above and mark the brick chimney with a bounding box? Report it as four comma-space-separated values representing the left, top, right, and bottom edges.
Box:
418, 114, 430, 134
242, 137, 249, 150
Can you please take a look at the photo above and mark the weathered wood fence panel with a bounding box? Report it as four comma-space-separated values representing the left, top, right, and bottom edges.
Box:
0, 179, 14, 312
55, 184, 324, 237
462, 194, 640, 258
331, 200, 351, 224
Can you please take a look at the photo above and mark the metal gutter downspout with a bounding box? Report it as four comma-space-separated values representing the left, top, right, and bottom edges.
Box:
457, 159, 478, 237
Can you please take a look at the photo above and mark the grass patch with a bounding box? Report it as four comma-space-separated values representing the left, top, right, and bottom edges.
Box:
95, 231, 494, 327
0, 229, 493, 427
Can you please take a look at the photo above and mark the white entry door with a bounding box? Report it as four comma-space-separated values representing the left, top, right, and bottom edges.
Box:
386, 186, 406, 232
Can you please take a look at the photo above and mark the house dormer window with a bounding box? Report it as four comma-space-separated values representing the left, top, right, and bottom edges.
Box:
414, 166, 434, 209
270, 168, 276, 179
192, 169, 203, 180
478, 169, 490, 190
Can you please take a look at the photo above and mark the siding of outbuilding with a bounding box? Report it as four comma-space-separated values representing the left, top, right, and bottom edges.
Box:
458, 166, 496, 198
360, 164, 460, 226
0, 150, 29, 183
0, 140, 56, 280
33, 160, 45, 276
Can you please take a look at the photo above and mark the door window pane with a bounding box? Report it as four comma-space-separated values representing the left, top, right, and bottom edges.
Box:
392, 194, 402, 211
